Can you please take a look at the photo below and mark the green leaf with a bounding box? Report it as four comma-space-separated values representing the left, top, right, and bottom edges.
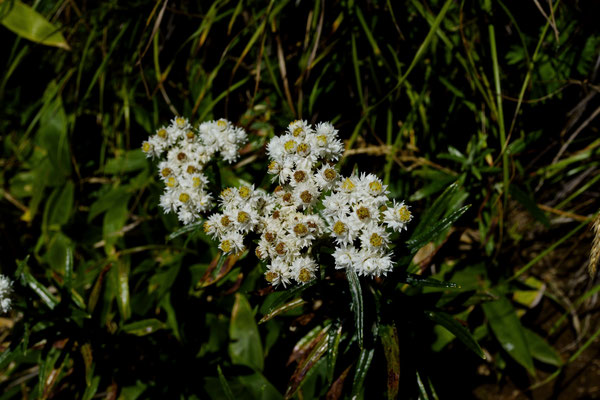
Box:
115, 258, 131, 321
104, 150, 147, 175
216, 366, 236, 400
166, 219, 204, 241
0, 0, 70, 49
36, 94, 70, 176
259, 298, 305, 324
229, 293, 264, 371
43, 180, 74, 228
403, 273, 460, 288
523, 328, 562, 367
326, 321, 343, 384
102, 201, 128, 254
412, 181, 459, 237
482, 296, 535, 375
122, 319, 166, 336
260, 281, 315, 316
407, 205, 471, 254
425, 310, 485, 359
380, 324, 400, 400
351, 347, 374, 399
509, 185, 549, 227
346, 267, 364, 349
20, 270, 59, 310
88, 187, 130, 222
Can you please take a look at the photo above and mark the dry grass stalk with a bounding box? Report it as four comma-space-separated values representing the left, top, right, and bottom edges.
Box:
590, 212, 600, 278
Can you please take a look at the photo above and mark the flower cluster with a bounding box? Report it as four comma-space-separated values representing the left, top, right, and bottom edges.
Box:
142, 117, 247, 224
323, 174, 412, 277
205, 119, 413, 287
0, 275, 12, 314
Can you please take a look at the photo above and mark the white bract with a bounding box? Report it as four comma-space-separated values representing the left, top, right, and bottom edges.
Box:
205, 120, 414, 286
0, 275, 12, 314
142, 117, 247, 224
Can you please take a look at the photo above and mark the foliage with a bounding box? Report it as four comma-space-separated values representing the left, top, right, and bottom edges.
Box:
1, 0, 599, 398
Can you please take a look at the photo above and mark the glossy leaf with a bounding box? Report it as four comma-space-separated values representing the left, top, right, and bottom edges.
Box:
260, 281, 315, 316
0, 1, 70, 49
426, 310, 485, 359
20, 270, 59, 310
167, 220, 204, 241
197, 253, 239, 288
346, 267, 364, 349
326, 321, 343, 384
404, 273, 460, 288
259, 297, 305, 324
122, 319, 166, 336
407, 205, 471, 254
351, 347, 374, 399
482, 296, 535, 375
380, 324, 400, 399
229, 293, 264, 371
285, 330, 328, 399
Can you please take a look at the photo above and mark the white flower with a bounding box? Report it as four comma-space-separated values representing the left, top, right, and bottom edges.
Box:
219, 231, 245, 255
0, 275, 13, 313
265, 259, 294, 287
333, 245, 360, 270
329, 215, 360, 246
383, 200, 412, 232
314, 164, 339, 191
356, 249, 395, 277
359, 223, 390, 252
291, 256, 318, 284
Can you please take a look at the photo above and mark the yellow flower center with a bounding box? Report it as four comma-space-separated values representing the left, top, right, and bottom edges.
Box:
186, 165, 197, 174
294, 170, 307, 183
142, 142, 152, 152
282, 193, 292, 203
342, 178, 355, 191
186, 131, 195, 140
294, 223, 308, 236
175, 117, 186, 128
265, 232, 275, 243
333, 221, 347, 235
179, 193, 190, 203
221, 240, 232, 253
369, 181, 382, 194
265, 271, 278, 283
220, 215, 231, 227
398, 206, 411, 222
284, 140, 296, 152
157, 128, 167, 138
324, 168, 336, 181
300, 191, 312, 204
203, 222, 211, 233
192, 177, 202, 187
161, 168, 172, 177
167, 177, 176, 187
296, 142, 310, 155
275, 242, 286, 255
221, 188, 233, 198
217, 119, 227, 129
237, 211, 250, 223
268, 161, 279, 173
293, 127, 304, 137
298, 268, 311, 283
239, 186, 251, 199
316, 135, 327, 146
370, 233, 383, 247
356, 206, 370, 220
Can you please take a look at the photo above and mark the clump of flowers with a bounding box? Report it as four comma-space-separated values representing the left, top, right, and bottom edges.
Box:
142, 117, 247, 224
0, 275, 12, 314
205, 120, 413, 287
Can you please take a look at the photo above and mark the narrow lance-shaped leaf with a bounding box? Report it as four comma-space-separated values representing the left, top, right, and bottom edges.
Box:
380, 324, 400, 400
259, 297, 306, 324
346, 267, 364, 349
122, 319, 166, 336
216, 365, 236, 400
407, 205, 471, 254
327, 321, 343, 384
351, 347, 375, 399
426, 310, 485, 359
523, 328, 562, 367
403, 273, 460, 289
